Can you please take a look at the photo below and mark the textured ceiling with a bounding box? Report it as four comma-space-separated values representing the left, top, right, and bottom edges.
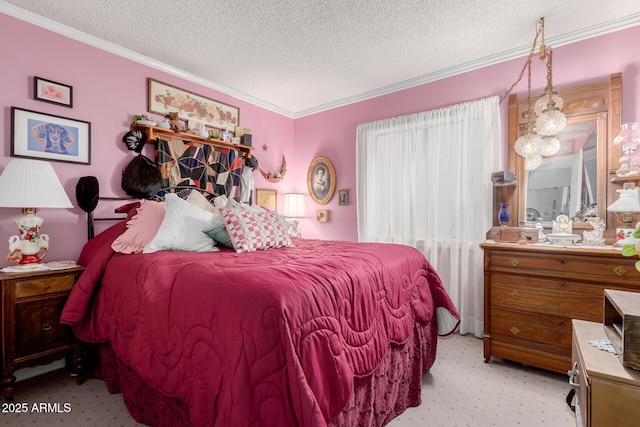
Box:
2, 0, 640, 117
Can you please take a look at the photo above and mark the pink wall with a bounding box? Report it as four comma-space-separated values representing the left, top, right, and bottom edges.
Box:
296, 25, 640, 241
0, 13, 295, 262
1, 12, 640, 261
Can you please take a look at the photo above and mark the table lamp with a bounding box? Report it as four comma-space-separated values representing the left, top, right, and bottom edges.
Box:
607, 182, 640, 247
0, 159, 73, 265
283, 193, 305, 237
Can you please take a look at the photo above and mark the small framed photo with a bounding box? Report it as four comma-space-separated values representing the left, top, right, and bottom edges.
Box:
307, 156, 336, 204
34, 76, 73, 107
338, 189, 349, 206
255, 188, 277, 211
11, 107, 91, 164
316, 209, 329, 223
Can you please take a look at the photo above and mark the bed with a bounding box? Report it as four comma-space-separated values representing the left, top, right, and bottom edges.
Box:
61, 136, 459, 426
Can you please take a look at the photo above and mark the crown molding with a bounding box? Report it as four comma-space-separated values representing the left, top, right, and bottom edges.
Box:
3, 2, 640, 119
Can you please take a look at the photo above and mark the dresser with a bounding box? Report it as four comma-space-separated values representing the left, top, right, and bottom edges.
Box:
570, 319, 640, 427
0, 265, 84, 401
480, 242, 640, 374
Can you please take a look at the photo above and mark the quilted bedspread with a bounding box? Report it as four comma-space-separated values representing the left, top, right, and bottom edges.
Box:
61, 222, 459, 427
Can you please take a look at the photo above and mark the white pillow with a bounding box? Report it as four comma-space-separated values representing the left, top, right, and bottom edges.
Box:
143, 193, 219, 253
186, 189, 218, 214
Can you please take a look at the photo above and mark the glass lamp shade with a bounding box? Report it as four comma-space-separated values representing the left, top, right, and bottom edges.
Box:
525, 155, 543, 171
613, 122, 640, 177
607, 186, 640, 215
535, 109, 567, 136
534, 92, 564, 116
514, 132, 542, 158
540, 136, 560, 157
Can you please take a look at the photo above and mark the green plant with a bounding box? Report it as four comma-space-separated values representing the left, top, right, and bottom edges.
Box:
620, 226, 640, 272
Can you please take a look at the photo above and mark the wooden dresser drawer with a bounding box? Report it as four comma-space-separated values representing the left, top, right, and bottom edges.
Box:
489, 250, 640, 285
14, 273, 75, 298
490, 274, 603, 320
491, 308, 572, 352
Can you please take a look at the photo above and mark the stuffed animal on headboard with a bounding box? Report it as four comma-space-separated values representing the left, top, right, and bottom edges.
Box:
121, 130, 162, 199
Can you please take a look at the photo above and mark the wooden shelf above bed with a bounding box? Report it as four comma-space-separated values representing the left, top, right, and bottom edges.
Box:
131, 123, 254, 158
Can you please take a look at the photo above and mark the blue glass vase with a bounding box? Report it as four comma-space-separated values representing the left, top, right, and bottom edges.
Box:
498, 203, 510, 225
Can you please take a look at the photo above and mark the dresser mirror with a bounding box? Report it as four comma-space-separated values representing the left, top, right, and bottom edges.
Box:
508, 73, 622, 231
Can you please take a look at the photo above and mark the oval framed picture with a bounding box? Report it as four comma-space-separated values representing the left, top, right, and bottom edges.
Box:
307, 156, 336, 204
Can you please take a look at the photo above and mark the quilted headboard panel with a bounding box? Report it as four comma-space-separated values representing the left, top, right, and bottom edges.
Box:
156, 137, 244, 199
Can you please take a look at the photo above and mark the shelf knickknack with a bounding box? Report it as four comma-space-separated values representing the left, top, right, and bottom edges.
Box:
259, 155, 287, 183
130, 123, 253, 158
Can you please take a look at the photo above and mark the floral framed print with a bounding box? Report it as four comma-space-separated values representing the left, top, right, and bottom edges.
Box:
11, 107, 91, 164
34, 76, 73, 107
148, 78, 240, 129
307, 156, 336, 205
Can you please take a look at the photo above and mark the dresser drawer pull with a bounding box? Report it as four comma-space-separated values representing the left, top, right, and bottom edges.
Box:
558, 282, 565, 288
510, 258, 520, 267
613, 266, 628, 276
510, 326, 520, 335
42, 323, 53, 331
44, 284, 51, 291
510, 290, 520, 299
557, 258, 567, 265
567, 362, 580, 389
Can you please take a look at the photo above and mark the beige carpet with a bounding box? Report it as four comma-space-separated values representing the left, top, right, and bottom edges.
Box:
2, 334, 575, 426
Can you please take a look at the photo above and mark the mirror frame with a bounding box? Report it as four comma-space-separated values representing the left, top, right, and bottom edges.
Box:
507, 73, 622, 232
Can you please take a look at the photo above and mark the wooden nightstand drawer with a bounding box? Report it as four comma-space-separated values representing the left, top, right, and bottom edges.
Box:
15, 296, 73, 360
14, 274, 75, 298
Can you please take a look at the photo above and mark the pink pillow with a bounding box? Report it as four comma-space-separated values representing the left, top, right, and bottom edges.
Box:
221, 208, 293, 253
111, 200, 165, 254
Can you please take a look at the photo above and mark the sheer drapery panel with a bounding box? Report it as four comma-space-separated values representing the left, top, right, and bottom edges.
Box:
356, 96, 500, 337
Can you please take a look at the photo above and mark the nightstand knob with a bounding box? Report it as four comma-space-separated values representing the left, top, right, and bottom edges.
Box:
44, 284, 51, 291
42, 323, 53, 331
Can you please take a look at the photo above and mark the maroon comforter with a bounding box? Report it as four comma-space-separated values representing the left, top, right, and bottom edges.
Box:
61, 222, 459, 427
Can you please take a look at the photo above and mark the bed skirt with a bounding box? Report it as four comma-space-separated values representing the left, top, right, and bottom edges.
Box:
91, 320, 436, 427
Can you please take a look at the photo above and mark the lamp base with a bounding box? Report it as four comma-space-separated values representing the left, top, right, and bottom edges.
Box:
614, 227, 636, 247
6, 209, 50, 265
287, 219, 302, 238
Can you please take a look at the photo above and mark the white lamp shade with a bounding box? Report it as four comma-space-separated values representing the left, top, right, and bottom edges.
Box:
283, 193, 306, 218
0, 159, 73, 208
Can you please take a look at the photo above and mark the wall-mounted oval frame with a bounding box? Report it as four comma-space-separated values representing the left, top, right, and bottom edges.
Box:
307, 156, 336, 204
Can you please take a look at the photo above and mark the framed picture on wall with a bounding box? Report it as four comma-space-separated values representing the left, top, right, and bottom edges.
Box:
148, 78, 240, 129
316, 209, 329, 223
11, 107, 91, 164
255, 188, 277, 211
307, 156, 336, 204
34, 76, 73, 108
338, 189, 349, 206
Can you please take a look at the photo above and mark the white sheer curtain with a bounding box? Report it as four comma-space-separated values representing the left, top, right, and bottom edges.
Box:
356, 96, 500, 337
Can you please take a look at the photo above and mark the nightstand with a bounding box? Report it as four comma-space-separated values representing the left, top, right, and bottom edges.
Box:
0, 265, 84, 401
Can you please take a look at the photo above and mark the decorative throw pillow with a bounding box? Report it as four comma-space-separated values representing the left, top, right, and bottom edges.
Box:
203, 218, 234, 248
186, 189, 218, 214
221, 208, 293, 253
144, 193, 219, 253
111, 200, 165, 254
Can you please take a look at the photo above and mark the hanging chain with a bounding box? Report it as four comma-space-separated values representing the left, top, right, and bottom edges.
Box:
499, 18, 544, 104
